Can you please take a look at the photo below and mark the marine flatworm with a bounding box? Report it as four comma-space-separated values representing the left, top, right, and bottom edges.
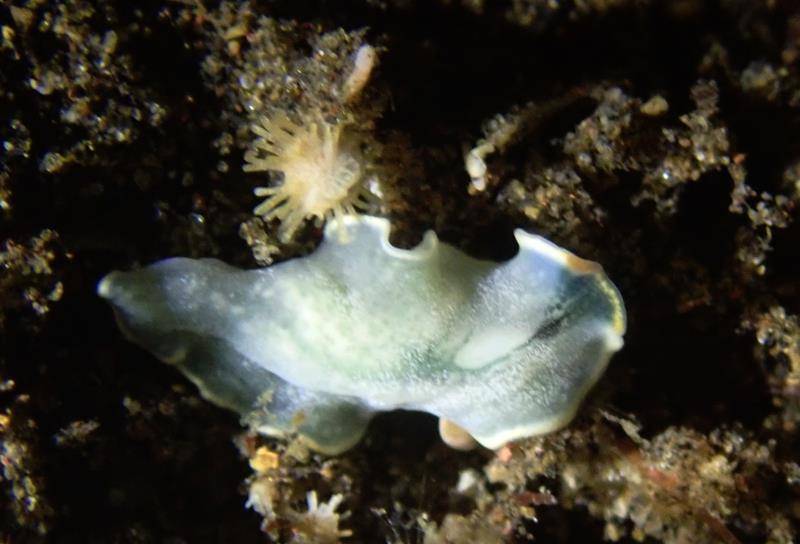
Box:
98, 216, 626, 454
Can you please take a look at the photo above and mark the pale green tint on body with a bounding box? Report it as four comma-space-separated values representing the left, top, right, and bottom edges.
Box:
98, 216, 626, 454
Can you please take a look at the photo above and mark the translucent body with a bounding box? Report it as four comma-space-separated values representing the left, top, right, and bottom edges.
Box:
98, 216, 626, 454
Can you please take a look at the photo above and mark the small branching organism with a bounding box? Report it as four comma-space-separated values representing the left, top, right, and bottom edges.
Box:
246, 469, 352, 544
243, 110, 376, 241
290, 491, 352, 544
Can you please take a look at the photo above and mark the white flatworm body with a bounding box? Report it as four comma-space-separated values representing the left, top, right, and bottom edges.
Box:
98, 216, 626, 454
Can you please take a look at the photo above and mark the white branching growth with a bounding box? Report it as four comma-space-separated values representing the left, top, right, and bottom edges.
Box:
246, 478, 352, 543
289, 492, 352, 543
